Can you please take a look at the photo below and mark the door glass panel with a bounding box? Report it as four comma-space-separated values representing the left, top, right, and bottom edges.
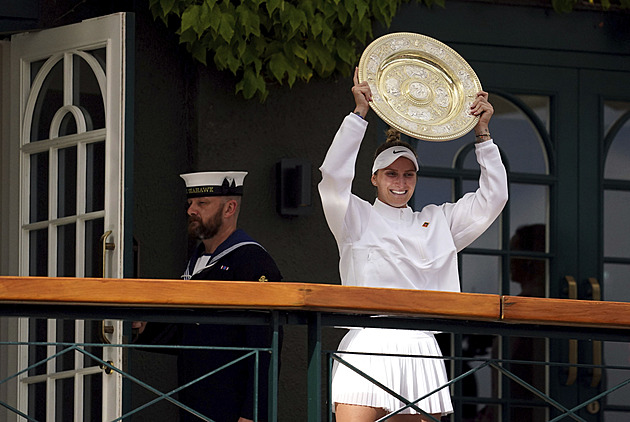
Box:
461, 255, 500, 294
85, 218, 104, 278
30, 151, 49, 223
602, 100, 630, 419
510, 185, 548, 240
604, 191, 630, 259
30, 58, 63, 142
56, 319, 75, 372
58, 146, 77, 218
28, 319, 47, 376
86, 141, 105, 213
57, 223, 76, 277
460, 334, 499, 420
28, 383, 46, 420
29, 229, 48, 276
73, 53, 105, 130
509, 223, 547, 297
57, 378, 75, 421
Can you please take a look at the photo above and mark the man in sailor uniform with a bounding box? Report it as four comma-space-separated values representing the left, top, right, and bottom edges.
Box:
135, 171, 282, 422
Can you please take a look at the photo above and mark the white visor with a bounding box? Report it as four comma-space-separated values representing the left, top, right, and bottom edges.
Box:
372, 146, 419, 174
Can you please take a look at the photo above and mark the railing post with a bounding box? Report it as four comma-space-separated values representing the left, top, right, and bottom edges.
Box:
269, 311, 280, 422
307, 312, 322, 422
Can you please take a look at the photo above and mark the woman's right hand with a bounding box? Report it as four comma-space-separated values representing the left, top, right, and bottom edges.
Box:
352, 67, 372, 118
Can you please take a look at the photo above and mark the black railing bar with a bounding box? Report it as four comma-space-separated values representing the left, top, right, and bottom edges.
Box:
489, 362, 586, 422
74, 348, 215, 422
331, 353, 491, 421
0, 400, 39, 422
548, 375, 630, 422
330, 354, 429, 417
3, 306, 630, 343
0, 305, 280, 325
385, 360, 495, 420
0, 343, 77, 386
89, 348, 258, 422
325, 349, 630, 372
319, 314, 630, 342
0, 341, 272, 352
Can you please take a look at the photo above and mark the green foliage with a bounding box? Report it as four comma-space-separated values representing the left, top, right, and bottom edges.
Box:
149, 0, 444, 101
149, 0, 626, 100
551, 0, 630, 13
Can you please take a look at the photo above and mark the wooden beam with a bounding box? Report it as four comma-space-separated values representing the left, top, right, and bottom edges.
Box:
502, 296, 630, 329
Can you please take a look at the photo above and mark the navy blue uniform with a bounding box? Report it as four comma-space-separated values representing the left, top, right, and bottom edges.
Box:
138, 230, 282, 422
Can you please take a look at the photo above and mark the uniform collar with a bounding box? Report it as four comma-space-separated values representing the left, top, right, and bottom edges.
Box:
373, 198, 414, 221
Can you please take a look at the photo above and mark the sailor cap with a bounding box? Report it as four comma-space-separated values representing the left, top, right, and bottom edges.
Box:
180, 171, 248, 197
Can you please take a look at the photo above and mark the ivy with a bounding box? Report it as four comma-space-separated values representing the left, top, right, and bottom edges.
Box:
149, 0, 627, 101
551, 0, 630, 13
149, 0, 444, 101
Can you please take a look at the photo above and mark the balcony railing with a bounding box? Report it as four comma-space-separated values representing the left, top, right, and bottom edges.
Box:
1, 276, 630, 421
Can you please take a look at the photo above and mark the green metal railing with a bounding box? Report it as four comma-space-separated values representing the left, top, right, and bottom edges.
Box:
2, 283, 630, 421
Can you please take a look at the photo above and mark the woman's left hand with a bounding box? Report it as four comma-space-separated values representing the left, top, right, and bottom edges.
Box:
471, 91, 494, 129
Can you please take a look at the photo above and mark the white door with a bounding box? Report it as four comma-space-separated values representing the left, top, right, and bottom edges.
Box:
5, 13, 131, 421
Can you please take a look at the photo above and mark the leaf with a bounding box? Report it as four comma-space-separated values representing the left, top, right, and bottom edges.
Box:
343, 0, 356, 16
288, 5, 308, 34
179, 27, 198, 45
355, 0, 369, 20
236, 68, 267, 100
191, 41, 208, 65
268, 52, 289, 82
335, 38, 356, 66
218, 12, 236, 42
310, 13, 323, 37
266, 0, 284, 16
160, 0, 179, 16
236, 3, 262, 38
291, 40, 309, 61
181, 5, 202, 36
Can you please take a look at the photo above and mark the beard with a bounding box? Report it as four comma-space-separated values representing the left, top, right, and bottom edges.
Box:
188, 209, 223, 240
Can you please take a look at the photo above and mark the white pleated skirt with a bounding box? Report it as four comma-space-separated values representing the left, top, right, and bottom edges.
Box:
332, 328, 453, 416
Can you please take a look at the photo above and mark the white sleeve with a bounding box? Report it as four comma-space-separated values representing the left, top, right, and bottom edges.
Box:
318, 113, 370, 243
442, 139, 509, 251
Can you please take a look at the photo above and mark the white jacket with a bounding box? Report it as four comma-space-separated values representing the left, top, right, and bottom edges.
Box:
318, 113, 508, 292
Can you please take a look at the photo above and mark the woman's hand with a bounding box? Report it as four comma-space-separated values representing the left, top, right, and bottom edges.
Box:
471, 91, 494, 142
352, 67, 372, 118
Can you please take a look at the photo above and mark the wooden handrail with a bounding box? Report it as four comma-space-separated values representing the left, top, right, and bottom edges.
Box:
1, 276, 630, 329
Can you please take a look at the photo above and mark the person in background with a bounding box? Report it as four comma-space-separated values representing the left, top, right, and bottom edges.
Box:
318, 68, 508, 421
134, 171, 282, 422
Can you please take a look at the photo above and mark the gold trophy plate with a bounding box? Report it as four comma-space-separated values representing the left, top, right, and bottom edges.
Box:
358, 32, 482, 142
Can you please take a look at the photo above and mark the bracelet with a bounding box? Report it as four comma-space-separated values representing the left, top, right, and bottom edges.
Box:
353, 111, 364, 119
475, 132, 491, 139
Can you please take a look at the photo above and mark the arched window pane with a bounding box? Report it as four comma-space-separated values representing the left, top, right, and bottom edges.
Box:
30, 58, 63, 142
479, 94, 549, 174
604, 102, 630, 181
73, 52, 105, 130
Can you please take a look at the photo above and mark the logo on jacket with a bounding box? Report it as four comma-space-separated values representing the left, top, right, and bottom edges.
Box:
422, 221, 430, 227
220, 265, 229, 271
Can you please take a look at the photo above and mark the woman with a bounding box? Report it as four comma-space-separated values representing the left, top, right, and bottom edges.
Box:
318, 69, 508, 421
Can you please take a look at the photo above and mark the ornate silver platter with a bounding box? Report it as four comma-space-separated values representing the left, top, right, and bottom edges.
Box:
358, 32, 482, 142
